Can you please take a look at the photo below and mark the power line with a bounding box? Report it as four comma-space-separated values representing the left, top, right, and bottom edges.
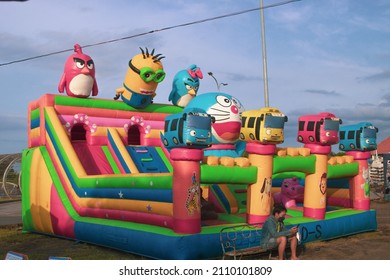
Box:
0, 0, 301, 67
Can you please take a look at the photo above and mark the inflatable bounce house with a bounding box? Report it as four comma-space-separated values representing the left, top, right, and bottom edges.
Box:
21, 45, 378, 259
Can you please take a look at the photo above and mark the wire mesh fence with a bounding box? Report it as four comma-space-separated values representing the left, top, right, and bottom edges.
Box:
0, 154, 22, 200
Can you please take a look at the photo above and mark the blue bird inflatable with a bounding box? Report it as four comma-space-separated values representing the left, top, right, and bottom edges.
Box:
169, 64, 203, 107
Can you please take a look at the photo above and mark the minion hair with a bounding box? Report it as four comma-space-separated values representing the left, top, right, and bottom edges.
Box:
139, 47, 146, 58
139, 47, 165, 62
153, 53, 165, 63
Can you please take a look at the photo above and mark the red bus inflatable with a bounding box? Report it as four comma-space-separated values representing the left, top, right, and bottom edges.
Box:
297, 112, 342, 145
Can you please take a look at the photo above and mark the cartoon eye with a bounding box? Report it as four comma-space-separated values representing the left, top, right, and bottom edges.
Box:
194, 86, 199, 91
216, 95, 232, 107
87, 60, 94, 70
266, 129, 271, 135
190, 130, 196, 136
232, 98, 242, 109
144, 72, 151, 78
76, 61, 85, 69
326, 132, 330, 137
365, 139, 370, 144
207, 132, 211, 137
185, 84, 191, 90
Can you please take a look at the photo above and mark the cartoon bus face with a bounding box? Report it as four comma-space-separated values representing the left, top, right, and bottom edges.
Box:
161, 109, 212, 149
297, 112, 341, 145
339, 122, 378, 151
240, 108, 288, 144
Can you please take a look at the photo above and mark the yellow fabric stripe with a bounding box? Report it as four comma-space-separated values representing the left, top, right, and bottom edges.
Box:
108, 128, 139, 173
29, 148, 54, 234
46, 107, 87, 177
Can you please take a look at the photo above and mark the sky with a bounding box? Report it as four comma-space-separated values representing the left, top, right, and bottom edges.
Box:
0, 0, 389, 154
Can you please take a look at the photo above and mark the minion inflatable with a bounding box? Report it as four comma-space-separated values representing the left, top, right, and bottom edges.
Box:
114, 47, 165, 108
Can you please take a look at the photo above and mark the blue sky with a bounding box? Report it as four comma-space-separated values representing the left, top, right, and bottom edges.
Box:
0, 0, 389, 154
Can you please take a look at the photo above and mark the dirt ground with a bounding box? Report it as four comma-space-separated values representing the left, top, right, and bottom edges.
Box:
299, 199, 390, 260
0, 199, 389, 260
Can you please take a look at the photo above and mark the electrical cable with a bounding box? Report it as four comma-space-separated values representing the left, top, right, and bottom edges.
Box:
0, 0, 300, 67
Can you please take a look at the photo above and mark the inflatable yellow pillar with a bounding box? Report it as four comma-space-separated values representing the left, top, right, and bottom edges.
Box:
347, 151, 371, 210
303, 144, 330, 220
246, 143, 276, 224
170, 148, 203, 234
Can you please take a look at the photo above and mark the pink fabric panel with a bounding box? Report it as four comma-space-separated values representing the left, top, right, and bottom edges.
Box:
50, 184, 76, 239
72, 142, 114, 175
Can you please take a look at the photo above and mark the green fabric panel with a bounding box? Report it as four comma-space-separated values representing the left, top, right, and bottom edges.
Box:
216, 213, 246, 224
273, 172, 306, 180
200, 165, 257, 184
21, 148, 35, 231
327, 162, 359, 179
273, 155, 316, 174
155, 146, 173, 173
101, 146, 121, 174
325, 208, 365, 219
54, 95, 183, 114
284, 217, 317, 226
285, 208, 304, 217
44, 108, 78, 180
40, 146, 80, 220
81, 173, 173, 189
30, 107, 40, 120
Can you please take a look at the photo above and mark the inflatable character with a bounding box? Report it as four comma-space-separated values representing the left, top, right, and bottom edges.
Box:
58, 44, 98, 98
273, 177, 304, 208
186, 92, 245, 158
114, 47, 165, 108
169, 64, 203, 107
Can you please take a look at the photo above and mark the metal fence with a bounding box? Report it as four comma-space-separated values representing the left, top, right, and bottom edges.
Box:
0, 153, 22, 199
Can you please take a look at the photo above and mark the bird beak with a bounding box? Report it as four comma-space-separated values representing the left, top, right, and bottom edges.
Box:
81, 67, 90, 75
188, 89, 196, 96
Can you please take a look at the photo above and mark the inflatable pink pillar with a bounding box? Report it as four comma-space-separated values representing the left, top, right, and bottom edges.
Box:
170, 148, 203, 234
303, 144, 331, 220
346, 151, 371, 210
246, 143, 276, 224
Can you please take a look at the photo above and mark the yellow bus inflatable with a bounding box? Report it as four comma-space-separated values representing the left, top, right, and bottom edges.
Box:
240, 107, 288, 144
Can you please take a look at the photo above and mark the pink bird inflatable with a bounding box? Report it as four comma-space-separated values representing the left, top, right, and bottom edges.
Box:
58, 44, 98, 98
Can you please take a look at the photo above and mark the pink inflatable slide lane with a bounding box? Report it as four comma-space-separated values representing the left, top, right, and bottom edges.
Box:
72, 142, 114, 175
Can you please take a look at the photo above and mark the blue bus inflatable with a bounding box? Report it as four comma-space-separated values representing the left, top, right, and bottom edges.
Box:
161, 108, 213, 150
339, 122, 378, 151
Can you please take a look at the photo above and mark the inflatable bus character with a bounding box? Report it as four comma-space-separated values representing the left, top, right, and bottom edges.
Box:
297, 112, 342, 145
114, 47, 165, 108
339, 122, 378, 151
240, 107, 288, 144
161, 108, 213, 150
